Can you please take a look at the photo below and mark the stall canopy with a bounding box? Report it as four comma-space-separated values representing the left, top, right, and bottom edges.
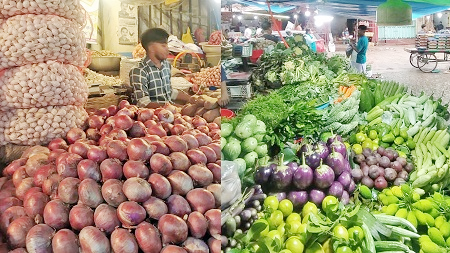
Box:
229, 0, 450, 19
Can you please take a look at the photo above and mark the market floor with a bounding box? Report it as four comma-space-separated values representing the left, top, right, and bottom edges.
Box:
333, 42, 450, 105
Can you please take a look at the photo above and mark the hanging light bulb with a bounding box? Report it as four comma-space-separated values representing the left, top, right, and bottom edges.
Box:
305, 10, 311, 17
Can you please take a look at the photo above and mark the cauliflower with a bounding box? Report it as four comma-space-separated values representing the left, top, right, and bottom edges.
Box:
284, 61, 295, 71
266, 71, 278, 82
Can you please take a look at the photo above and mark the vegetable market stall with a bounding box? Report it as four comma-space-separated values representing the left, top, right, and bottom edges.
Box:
221, 23, 450, 253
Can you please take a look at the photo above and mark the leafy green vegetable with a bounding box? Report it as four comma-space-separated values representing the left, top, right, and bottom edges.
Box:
223, 141, 241, 161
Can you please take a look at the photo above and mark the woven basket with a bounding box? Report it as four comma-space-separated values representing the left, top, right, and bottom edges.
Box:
85, 94, 128, 110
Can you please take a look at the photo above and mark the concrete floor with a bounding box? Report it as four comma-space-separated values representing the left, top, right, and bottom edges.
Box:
333, 41, 450, 104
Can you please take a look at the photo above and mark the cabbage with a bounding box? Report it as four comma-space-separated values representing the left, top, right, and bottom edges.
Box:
220, 137, 227, 149
234, 123, 253, 139
241, 114, 257, 128
254, 120, 266, 134
227, 135, 241, 143
244, 151, 258, 169
253, 133, 266, 142
233, 158, 247, 177
255, 143, 268, 158
221, 123, 233, 138
241, 137, 258, 153
223, 141, 241, 161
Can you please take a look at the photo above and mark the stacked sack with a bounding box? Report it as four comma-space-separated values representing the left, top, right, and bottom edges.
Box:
0, 0, 89, 146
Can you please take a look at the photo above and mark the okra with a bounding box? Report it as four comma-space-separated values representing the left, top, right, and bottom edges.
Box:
423, 130, 437, 144
373, 214, 418, 233
374, 241, 414, 253
435, 143, 449, 158
386, 225, 420, 238
413, 127, 424, 143
417, 128, 430, 146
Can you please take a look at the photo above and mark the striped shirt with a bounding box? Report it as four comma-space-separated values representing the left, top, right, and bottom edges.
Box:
129, 57, 173, 107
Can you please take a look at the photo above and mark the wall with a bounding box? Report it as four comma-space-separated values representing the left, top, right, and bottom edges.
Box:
433, 11, 450, 29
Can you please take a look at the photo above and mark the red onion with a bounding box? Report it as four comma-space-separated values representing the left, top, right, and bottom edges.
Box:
197, 125, 210, 134
137, 108, 154, 122
117, 201, 146, 227
181, 134, 200, 150
209, 129, 221, 140
182, 115, 193, 124
118, 107, 137, 118
143, 135, 162, 143
123, 160, 150, 179
123, 177, 152, 202
15, 177, 34, 201
161, 245, 188, 253
111, 228, 139, 253
157, 109, 174, 123
96, 108, 110, 118
158, 214, 188, 244
170, 124, 188, 135
127, 138, 155, 161
8, 248, 28, 253
43, 199, 69, 230
207, 143, 221, 158
25, 224, 55, 253
0, 197, 22, 214
106, 140, 128, 161
47, 149, 66, 163
86, 128, 101, 142
163, 102, 178, 114
66, 127, 86, 144
88, 115, 104, 129
198, 146, 218, 163
142, 196, 168, 220
12, 166, 28, 188
164, 136, 188, 153
161, 122, 173, 133
48, 138, 69, 151
0, 177, 8, 189
192, 115, 207, 127
7, 216, 35, 249
86, 146, 108, 163
150, 141, 170, 155
52, 229, 80, 253
23, 191, 48, 222
56, 153, 83, 178
113, 114, 134, 130
99, 123, 113, 136
107, 128, 128, 140
68, 141, 90, 159
41, 174, 62, 199
21, 146, 50, 159
108, 105, 118, 116
22, 187, 42, 202
169, 152, 191, 171
77, 159, 101, 182
128, 121, 147, 138
135, 221, 162, 253
143, 119, 158, 128
94, 204, 121, 234
207, 122, 219, 130
186, 149, 208, 164
149, 153, 173, 176
147, 124, 167, 137
57, 177, 80, 204
0, 206, 26, 234
167, 170, 194, 196
0, 187, 15, 200
98, 136, 113, 147
100, 158, 123, 181
101, 179, 127, 207
148, 173, 172, 199
69, 204, 94, 231
79, 226, 111, 253
78, 179, 104, 208
119, 100, 131, 109
25, 154, 49, 177
166, 195, 191, 217
194, 133, 212, 146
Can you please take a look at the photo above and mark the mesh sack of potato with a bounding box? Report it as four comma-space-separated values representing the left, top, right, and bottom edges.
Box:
0, 61, 88, 109
0, 14, 87, 70
0, 105, 88, 146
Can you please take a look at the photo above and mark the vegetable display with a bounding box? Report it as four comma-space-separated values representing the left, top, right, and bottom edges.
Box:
0, 101, 221, 252
192, 65, 221, 87
182, 94, 222, 123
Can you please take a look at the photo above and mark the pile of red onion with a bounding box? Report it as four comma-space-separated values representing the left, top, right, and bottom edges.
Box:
0, 101, 221, 253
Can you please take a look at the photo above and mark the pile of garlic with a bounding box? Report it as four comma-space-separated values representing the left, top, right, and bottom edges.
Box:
0, 1, 88, 146
0, 0, 85, 25
0, 14, 87, 70
0, 61, 88, 109
84, 68, 123, 87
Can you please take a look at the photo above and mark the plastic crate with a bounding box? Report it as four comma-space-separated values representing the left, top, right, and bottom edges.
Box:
226, 80, 251, 98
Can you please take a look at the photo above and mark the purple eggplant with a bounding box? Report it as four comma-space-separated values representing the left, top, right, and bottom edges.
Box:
327, 134, 343, 146
314, 141, 330, 161
269, 192, 287, 202
325, 148, 346, 176
314, 160, 335, 189
347, 180, 356, 193
292, 153, 313, 190
337, 170, 352, 189
288, 191, 308, 208
328, 181, 344, 198
341, 191, 350, 204
254, 163, 275, 185
271, 154, 295, 190
297, 142, 313, 159
305, 151, 321, 169
328, 137, 347, 158
309, 189, 326, 207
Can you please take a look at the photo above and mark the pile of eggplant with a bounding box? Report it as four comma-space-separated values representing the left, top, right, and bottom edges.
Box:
254, 135, 356, 209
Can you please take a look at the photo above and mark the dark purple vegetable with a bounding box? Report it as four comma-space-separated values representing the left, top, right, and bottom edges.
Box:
328, 138, 347, 158
287, 191, 308, 209
397, 170, 409, 181
347, 180, 356, 193
328, 182, 344, 199
309, 189, 325, 206
269, 192, 287, 202
341, 191, 350, 204
366, 156, 378, 166
361, 176, 374, 188
369, 165, 381, 179
305, 151, 321, 170
271, 155, 295, 190
325, 148, 346, 176
379, 156, 391, 168
338, 171, 352, 189
374, 176, 388, 190
354, 154, 365, 164
326, 135, 343, 146
297, 142, 313, 160
362, 148, 373, 158
314, 141, 330, 161
384, 168, 397, 181
292, 153, 313, 190
314, 161, 335, 189
254, 164, 275, 185
351, 168, 363, 182
404, 163, 414, 173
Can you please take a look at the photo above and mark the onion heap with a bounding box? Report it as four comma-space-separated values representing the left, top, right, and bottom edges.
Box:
0, 2, 89, 147
192, 66, 221, 87
0, 0, 86, 25
0, 101, 221, 253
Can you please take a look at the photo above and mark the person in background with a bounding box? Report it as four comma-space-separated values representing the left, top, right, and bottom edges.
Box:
244, 25, 252, 39
129, 28, 191, 108
219, 65, 230, 107
261, 21, 279, 43
437, 21, 444, 31
418, 24, 427, 34
304, 29, 317, 52
351, 25, 369, 74
256, 26, 263, 36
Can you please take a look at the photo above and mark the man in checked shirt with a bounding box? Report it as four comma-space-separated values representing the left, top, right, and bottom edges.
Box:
129, 28, 191, 108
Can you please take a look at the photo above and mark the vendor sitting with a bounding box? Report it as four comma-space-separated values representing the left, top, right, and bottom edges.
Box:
129, 28, 191, 108
260, 21, 279, 43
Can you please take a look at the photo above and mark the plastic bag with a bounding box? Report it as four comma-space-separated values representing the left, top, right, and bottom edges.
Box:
221, 160, 242, 209
182, 27, 195, 44
345, 44, 353, 57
